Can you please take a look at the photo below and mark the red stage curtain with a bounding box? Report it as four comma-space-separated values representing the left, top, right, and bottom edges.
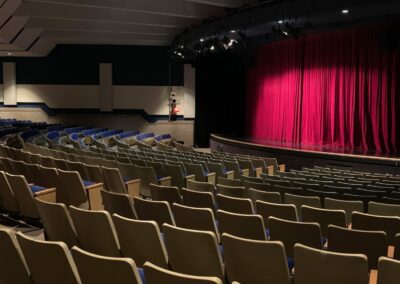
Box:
246, 24, 400, 154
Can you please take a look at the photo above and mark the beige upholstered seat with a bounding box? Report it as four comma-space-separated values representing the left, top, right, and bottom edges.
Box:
0, 170, 18, 213
100, 190, 136, 219
57, 169, 89, 209
69, 206, 121, 256
187, 179, 216, 193
327, 225, 387, 269
268, 217, 322, 258
216, 194, 254, 214
324, 198, 364, 226
133, 197, 175, 228
256, 200, 298, 229
368, 201, 400, 217
35, 198, 78, 248
216, 184, 246, 198
112, 214, 168, 268
0, 229, 33, 284
181, 188, 216, 210
352, 212, 400, 245
71, 246, 142, 284
377, 257, 400, 284
143, 262, 223, 284
162, 223, 224, 280
6, 173, 39, 218
149, 183, 181, 205
248, 188, 282, 204
172, 203, 219, 241
217, 209, 266, 240
284, 193, 321, 219
16, 232, 82, 284
301, 205, 346, 238
221, 233, 292, 284
294, 243, 369, 284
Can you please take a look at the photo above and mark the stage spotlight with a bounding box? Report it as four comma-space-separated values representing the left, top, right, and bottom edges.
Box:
341, 9, 349, 14
230, 30, 236, 33
278, 20, 284, 24
200, 38, 204, 42
271, 26, 289, 38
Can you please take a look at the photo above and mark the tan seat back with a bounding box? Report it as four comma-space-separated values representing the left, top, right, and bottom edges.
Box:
187, 179, 215, 193
216, 184, 245, 198
172, 203, 219, 241
101, 166, 126, 194
0, 229, 33, 284
144, 262, 223, 284
352, 212, 400, 245
57, 169, 88, 209
221, 233, 291, 284
149, 183, 181, 205
284, 193, 321, 219
162, 223, 224, 280
216, 194, 254, 214
133, 197, 175, 228
69, 206, 120, 257
181, 188, 216, 211
217, 210, 266, 241
256, 200, 297, 229
377, 257, 400, 284
369, 201, 400, 217
16, 232, 81, 284
34, 198, 78, 248
113, 215, 168, 268
71, 246, 142, 284
268, 217, 322, 257
6, 173, 38, 218
100, 190, 136, 219
324, 198, 363, 226
294, 243, 369, 284
328, 225, 387, 269
0, 170, 18, 213
301, 205, 346, 238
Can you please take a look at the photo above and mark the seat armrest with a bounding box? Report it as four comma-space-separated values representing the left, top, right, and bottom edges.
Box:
125, 179, 141, 198
241, 168, 250, 177
254, 167, 263, 178
184, 175, 196, 186
34, 187, 56, 203
205, 172, 216, 184
267, 166, 275, 176
278, 164, 286, 172
158, 176, 172, 186
225, 170, 235, 179
85, 182, 104, 211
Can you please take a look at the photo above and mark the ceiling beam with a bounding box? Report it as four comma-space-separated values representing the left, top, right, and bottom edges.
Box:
23, 0, 220, 19
25, 18, 183, 36
16, 2, 194, 28
184, 0, 255, 8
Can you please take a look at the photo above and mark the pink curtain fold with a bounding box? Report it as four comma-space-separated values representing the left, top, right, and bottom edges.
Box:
246, 24, 400, 154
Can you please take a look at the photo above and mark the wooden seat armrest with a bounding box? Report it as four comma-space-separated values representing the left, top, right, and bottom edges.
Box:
34, 187, 56, 203
241, 168, 250, 177
278, 164, 286, 172
254, 167, 263, 178
158, 176, 172, 186
85, 183, 104, 211
225, 171, 235, 179
86, 182, 104, 190
205, 172, 216, 184
185, 174, 196, 181
125, 179, 141, 198
267, 166, 275, 176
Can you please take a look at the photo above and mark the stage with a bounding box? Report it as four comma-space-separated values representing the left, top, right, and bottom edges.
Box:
210, 134, 400, 175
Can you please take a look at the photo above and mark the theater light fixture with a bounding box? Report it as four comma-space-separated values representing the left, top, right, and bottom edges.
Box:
342, 9, 349, 14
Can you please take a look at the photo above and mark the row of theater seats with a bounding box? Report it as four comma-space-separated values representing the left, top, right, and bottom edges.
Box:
28, 197, 400, 284
1, 228, 228, 284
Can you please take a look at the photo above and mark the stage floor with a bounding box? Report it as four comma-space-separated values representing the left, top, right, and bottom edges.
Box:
210, 134, 400, 174
235, 137, 400, 159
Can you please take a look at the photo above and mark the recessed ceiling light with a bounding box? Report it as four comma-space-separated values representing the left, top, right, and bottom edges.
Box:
200, 38, 204, 42
278, 20, 284, 24
210, 45, 215, 51
341, 9, 349, 14
230, 30, 236, 33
